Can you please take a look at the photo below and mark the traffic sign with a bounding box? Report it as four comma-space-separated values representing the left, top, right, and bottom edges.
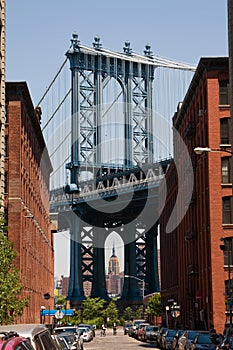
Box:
55, 310, 64, 319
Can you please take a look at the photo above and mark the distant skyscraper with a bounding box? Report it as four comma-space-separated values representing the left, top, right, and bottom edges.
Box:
108, 243, 120, 274
106, 243, 122, 296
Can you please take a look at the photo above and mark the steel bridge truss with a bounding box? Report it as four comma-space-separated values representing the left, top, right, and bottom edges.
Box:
54, 34, 194, 306
66, 34, 157, 184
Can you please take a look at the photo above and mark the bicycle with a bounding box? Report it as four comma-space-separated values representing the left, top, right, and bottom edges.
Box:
100, 328, 106, 337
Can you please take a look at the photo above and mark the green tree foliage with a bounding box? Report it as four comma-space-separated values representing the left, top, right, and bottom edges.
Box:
145, 293, 162, 317
123, 306, 135, 321
105, 300, 118, 326
82, 297, 106, 326
54, 295, 67, 309
0, 219, 29, 324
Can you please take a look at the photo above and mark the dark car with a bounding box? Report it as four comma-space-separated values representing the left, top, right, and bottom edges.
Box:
157, 328, 169, 348
172, 330, 185, 350
56, 333, 81, 350
142, 325, 159, 342
161, 329, 177, 350
52, 335, 70, 350
123, 323, 132, 335
190, 332, 219, 350
0, 332, 34, 350
215, 336, 232, 350
178, 330, 204, 350
53, 327, 83, 350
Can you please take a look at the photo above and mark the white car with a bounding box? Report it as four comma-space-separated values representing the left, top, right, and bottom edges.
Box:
78, 327, 93, 342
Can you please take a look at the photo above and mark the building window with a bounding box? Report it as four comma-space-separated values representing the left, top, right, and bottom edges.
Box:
223, 196, 233, 224
223, 238, 233, 267
220, 118, 230, 145
219, 80, 230, 105
222, 157, 232, 184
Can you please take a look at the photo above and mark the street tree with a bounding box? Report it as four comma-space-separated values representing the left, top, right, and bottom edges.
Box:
82, 297, 106, 326
0, 218, 29, 324
105, 300, 118, 325
145, 292, 162, 322
123, 306, 135, 321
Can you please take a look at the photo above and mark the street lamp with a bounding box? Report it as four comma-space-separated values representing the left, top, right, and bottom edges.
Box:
194, 147, 233, 155
124, 274, 145, 301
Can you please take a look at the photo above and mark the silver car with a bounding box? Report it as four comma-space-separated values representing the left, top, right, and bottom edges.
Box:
53, 327, 83, 350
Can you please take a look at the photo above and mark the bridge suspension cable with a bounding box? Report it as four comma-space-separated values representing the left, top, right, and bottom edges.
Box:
36, 57, 68, 107
39, 42, 196, 190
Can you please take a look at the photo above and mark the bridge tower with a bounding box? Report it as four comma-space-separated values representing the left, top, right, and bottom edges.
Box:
64, 33, 164, 308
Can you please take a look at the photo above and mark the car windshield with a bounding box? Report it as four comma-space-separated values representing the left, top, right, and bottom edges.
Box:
146, 326, 156, 332
54, 328, 77, 334
188, 331, 199, 340
58, 335, 74, 346
197, 334, 211, 344
79, 328, 88, 334
167, 330, 176, 337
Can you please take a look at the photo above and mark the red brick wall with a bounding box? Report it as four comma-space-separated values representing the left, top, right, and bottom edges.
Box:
5, 82, 54, 324
160, 58, 232, 333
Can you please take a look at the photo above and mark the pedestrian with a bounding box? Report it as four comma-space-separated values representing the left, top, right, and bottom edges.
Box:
101, 324, 106, 336
113, 323, 117, 335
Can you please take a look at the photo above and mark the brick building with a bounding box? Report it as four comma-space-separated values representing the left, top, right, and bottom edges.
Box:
5, 82, 54, 323
0, 0, 5, 202
160, 57, 232, 333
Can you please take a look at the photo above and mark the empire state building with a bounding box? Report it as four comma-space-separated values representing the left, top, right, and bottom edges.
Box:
106, 244, 122, 296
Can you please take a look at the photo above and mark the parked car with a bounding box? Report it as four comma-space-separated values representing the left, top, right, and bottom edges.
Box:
190, 332, 219, 350
141, 325, 159, 342
178, 330, 203, 350
129, 319, 146, 338
123, 322, 132, 335
56, 333, 81, 350
214, 335, 231, 350
161, 329, 177, 350
53, 326, 80, 336
0, 331, 35, 350
157, 327, 168, 348
53, 326, 83, 350
78, 324, 95, 337
78, 326, 93, 342
137, 323, 150, 340
0, 324, 59, 350
52, 335, 70, 350
172, 330, 185, 350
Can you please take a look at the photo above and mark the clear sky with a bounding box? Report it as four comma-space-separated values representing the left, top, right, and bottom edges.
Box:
6, 0, 229, 277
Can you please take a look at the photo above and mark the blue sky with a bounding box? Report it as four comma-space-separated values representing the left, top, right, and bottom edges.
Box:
6, 1, 229, 277
7, 0, 228, 106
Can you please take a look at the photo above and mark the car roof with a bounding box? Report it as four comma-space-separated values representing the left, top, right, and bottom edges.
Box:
0, 336, 32, 350
0, 324, 49, 340
78, 327, 89, 330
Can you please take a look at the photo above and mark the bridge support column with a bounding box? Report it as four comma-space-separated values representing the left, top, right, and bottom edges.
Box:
121, 229, 141, 300
145, 223, 160, 293
91, 228, 109, 300
67, 214, 85, 306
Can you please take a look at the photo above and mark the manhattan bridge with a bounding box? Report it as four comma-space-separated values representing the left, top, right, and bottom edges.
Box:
39, 33, 196, 308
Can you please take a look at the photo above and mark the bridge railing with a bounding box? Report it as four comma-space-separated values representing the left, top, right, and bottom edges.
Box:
50, 159, 171, 208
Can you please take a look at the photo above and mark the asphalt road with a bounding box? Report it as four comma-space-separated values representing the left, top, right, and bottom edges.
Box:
83, 327, 157, 350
